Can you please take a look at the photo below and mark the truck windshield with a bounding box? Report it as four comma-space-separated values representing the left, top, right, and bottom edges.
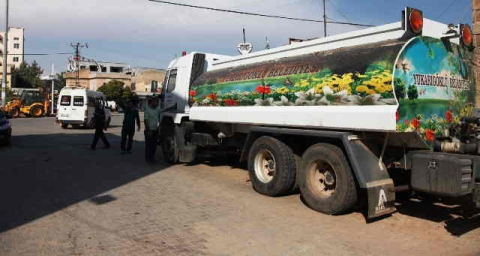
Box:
166, 69, 177, 93
60, 95, 71, 106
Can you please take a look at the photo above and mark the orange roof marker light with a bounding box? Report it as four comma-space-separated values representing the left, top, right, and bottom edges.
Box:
460, 24, 472, 47
409, 9, 423, 34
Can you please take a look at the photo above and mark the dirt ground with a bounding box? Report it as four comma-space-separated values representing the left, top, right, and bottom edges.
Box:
0, 116, 479, 256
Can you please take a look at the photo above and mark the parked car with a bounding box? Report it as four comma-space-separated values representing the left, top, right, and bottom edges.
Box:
0, 109, 12, 145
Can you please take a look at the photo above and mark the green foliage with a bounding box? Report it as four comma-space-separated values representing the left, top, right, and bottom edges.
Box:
54, 73, 66, 91
11, 61, 44, 88
97, 80, 135, 102
407, 84, 418, 100
394, 78, 406, 99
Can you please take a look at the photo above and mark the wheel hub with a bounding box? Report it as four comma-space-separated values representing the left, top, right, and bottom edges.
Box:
254, 149, 276, 183
308, 160, 337, 198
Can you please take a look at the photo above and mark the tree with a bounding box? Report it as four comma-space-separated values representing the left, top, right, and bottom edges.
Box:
54, 73, 66, 91
394, 78, 406, 99
407, 84, 418, 100
11, 61, 44, 88
97, 80, 131, 102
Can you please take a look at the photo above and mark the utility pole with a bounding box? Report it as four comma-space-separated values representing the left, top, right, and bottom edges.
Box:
323, 0, 327, 37
474, 0, 480, 107
51, 64, 54, 114
70, 42, 87, 86
1, 0, 9, 107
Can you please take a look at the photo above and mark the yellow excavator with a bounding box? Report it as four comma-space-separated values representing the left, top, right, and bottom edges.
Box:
2, 89, 51, 118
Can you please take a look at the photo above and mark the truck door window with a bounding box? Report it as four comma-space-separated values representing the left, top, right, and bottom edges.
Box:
60, 95, 71, 106
166, 69, 177, 93
73, 96, 84, 106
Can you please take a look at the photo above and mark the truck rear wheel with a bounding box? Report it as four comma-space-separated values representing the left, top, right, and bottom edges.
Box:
299, 143, 357, 214
10, 108, 20, 118
248, 136, 296, 197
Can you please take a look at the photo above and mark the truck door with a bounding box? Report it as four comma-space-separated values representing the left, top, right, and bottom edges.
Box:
161, 69, 177, 111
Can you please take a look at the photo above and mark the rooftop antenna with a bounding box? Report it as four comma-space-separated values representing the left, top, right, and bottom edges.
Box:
237, 28, 253, 55
265, 36, 270, 49
70, 42, 88, 86
323, 0, 327, 37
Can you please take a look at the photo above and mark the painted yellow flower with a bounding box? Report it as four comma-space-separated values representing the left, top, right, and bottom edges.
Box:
376, 86, 386, 93
367, 89, 376, 95
384, 85, 393, 91
276, 87, 290, 94
356, 85, 368, 93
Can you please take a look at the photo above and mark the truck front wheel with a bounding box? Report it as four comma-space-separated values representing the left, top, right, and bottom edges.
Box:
248, 136, 297, 197
299, 143, 358, 215
161, 127, 179, 164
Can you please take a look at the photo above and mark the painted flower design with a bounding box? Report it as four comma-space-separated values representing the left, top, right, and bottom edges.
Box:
189, 90, 197, 97
255, 85, 271, 94
274, 96, 294, 106
254, 98, 274, 106
445, 110, 453, 123
224, 98, 238, 106
412, 118, 420, 129
295, 88, 321, 106
425, 129, 435, 141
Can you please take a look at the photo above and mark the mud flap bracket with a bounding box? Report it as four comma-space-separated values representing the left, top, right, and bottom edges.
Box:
367, 179, 396, 218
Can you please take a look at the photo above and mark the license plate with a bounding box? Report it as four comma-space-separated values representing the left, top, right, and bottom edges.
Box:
60, 114, 69, 117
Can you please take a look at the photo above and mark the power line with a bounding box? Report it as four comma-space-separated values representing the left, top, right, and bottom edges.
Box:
3, 52, 72, 56
148, 0, 373, 27
436, 0, 458, 20
326, 0, 368, 29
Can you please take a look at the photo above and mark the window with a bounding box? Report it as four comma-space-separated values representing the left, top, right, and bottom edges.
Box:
89, 65, 98, 72
101, 66, 107, 72
13, 43, 19, 49
60, 95, 71, 106
73, 96, 84, 106
110, 66, 123, 73
13, 37, 19, 41
13, 57, 19, 62
88, 97, 95, 107
166, 70, 177, 93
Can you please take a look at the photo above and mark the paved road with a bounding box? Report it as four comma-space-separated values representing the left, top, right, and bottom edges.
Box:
0, 116, 479, 256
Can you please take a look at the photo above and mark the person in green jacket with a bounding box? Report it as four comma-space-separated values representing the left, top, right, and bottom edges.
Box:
121, 100, 141, 154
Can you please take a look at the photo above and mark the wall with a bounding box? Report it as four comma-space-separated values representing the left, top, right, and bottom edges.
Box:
0, 27, 24, 69
131, 69, 165, 93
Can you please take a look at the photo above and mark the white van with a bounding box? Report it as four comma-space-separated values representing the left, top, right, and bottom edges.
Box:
56, 87, 111, 129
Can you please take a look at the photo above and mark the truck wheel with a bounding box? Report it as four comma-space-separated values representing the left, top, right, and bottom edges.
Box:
30, 106, 44, 117
248, 136, 296, 197
61, 123, 68, 129
161, 128, 179, 164
299, 143, 358, 215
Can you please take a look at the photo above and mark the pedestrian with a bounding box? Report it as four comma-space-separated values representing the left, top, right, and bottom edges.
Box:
120, 100, 141, 154
144, 97, 161, 163
90, 102, 110, 150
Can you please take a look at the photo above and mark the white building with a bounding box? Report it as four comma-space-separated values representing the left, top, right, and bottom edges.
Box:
0, 27, 25, 69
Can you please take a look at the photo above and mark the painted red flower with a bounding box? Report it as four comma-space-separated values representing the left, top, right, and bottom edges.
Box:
404, 119, 409, 126
224, 98, 238, 106
425, 129, 435, 141
189, 90, 197, 97
255, 86, 265, 94
445, 110, 453, 123
264, 86, 271, 94
396, 111, 399, 122
208, 93, 217, 101
412, 118, 420, 128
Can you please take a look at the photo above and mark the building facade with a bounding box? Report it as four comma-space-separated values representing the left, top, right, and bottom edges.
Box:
0, 27, 25, 70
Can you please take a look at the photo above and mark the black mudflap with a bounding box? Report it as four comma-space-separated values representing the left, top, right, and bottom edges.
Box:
475, 183, 480, 208
367, 179, 396, 218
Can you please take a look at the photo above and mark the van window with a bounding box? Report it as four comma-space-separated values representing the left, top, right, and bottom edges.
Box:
73, 96, 84, 106
166, 69, 177, 93
60, 95, 71, 106
88, 97, 95, 107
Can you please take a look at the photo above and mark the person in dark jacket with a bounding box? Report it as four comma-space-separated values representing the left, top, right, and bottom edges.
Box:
120, 100, 141, 154
90, 102, 110, 150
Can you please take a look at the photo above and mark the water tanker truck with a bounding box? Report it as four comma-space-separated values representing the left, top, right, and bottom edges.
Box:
158, 7, 480, 218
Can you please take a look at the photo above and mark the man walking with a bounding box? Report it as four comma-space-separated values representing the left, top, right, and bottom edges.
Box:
144, 97, 161, 163
121, 100, 141, 154
90, 102, 110, 150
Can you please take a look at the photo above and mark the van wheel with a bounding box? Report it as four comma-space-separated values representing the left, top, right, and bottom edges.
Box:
299, 143, 358, 215
161, 127, 179, 164
30, 106, 44, 117
248, 136, 296, 197
61, 123, 68, 129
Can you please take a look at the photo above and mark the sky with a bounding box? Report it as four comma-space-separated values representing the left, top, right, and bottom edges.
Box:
0, 0, 473, 75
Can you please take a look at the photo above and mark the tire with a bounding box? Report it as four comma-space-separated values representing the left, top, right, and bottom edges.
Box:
72, 124, 80, 129
61, 123, 68, 129
299, 143, 358, 215
161, 127, 179, 164
30, 106, 44, 118
248, 136, 297, 197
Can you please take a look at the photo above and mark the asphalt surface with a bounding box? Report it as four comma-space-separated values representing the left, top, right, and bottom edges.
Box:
0, 115, 479, 256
